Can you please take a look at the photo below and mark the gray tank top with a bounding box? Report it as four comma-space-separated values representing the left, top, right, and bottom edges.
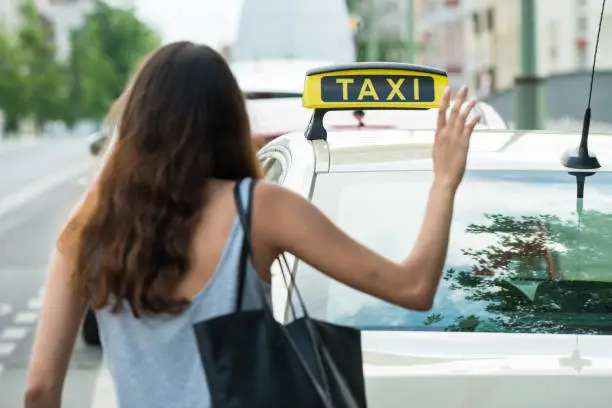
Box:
95, 178, 269, 408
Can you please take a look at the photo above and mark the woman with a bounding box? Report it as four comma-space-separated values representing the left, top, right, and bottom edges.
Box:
24, 41, 479, 408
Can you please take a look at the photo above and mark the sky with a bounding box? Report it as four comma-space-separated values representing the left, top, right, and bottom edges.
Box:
132, 0, 244, 49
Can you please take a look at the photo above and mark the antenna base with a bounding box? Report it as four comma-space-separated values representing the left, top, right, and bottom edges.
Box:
561, 146, 601, 170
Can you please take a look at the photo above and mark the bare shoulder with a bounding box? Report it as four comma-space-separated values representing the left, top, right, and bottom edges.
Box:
252, 180, 303, 208
251, 180, 311, 226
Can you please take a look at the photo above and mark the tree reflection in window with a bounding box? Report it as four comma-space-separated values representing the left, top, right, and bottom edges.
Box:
427, 210, 612, 334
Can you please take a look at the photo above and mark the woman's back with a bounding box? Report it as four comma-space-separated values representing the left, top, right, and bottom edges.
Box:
24, 41, 479, 408
96, 179, 268, 407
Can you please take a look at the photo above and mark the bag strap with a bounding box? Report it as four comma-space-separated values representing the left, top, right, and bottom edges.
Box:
233, 179, 311, 319
233, 178, 257, 312
232, 178, 335, 408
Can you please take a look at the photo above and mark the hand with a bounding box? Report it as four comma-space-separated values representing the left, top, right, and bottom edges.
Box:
432, 85, 480, 191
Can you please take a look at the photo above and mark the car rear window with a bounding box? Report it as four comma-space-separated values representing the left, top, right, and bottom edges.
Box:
294, 170, 612, 335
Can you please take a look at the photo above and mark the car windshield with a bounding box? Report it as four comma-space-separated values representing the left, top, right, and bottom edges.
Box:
295, 170, 612, 335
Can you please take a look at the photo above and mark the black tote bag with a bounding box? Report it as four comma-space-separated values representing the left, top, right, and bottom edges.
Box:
193, 178, 367, 408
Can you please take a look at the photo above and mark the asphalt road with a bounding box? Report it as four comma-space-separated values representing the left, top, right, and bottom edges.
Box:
0, 137, 114, 407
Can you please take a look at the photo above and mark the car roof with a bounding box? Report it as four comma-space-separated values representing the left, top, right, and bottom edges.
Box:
247, 101, 507, 139
269, 128, 612, 172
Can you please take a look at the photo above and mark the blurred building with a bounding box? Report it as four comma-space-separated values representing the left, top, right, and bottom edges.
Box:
220, 44, 232, 61
350, 0, 415, 62
106, 0, 136, 8
0, 0, 20, 34
232, 0, 356, 63
43, 0, 95, 61
0, 0, 94, 61
415, 0, 612, 97
0, 0, 54, 35
414, 0, 466, 89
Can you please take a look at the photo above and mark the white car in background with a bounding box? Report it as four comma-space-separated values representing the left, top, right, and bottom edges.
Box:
231, 59, 330, 148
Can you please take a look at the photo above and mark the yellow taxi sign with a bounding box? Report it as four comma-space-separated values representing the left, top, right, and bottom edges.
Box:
302, 62, 448, 110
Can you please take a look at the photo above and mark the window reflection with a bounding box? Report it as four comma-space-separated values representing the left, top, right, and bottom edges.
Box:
295, 170, 612, 335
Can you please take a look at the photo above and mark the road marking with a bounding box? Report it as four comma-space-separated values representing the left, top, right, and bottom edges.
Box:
91, 363, 117, 408
27, 298, 42, 310
0, 302, 12, 317
0, 342, 16, 356
0, 327, 28, 341
0, 159, 92, 219
13, 311, 38, 325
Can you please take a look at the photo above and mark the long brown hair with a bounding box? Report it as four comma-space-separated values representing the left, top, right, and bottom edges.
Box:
60, 42, 262, 317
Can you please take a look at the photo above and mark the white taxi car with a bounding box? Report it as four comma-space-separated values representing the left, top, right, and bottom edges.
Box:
261, 62, 612, 408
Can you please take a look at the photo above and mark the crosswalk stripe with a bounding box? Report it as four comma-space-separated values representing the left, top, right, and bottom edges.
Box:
13, 311, 38, 325
0, 327, 28, 341
0, 342, 16, 356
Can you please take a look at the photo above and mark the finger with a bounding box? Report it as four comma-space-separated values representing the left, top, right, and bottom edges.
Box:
463, 114, 481, 139
437, 87, 451, 130
448, 85, 468, 125
457, 99, 477, 128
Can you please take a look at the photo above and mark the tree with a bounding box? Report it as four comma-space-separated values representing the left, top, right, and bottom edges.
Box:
68, 0, 161, 121
16, 0, 68, 130
432, 208, 612, 334
0, 31, 26, 134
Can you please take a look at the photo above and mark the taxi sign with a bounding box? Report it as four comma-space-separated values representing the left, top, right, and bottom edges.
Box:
302, 62, 448, 110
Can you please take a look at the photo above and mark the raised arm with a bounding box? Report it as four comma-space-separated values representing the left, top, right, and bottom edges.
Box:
253, 86, 478, 311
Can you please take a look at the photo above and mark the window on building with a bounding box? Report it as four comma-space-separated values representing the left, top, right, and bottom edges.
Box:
549, 20, 558, 65
385, 1, 398, 13
577, 16, 588, 33
472, 12, 480, 35
488, 67, 496, 92
486, 8, 494, 31
576, 43, 589, 69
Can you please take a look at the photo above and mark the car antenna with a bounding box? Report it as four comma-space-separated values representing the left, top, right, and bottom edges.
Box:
565, 0, 606, 230
561, 0, 606, 170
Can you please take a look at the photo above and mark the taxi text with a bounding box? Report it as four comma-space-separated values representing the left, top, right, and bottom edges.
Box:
320, 75, 435, 104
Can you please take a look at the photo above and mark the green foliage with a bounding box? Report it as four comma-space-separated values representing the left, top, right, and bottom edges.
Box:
0, 0, 160, 132
68, 0, 161, 121
345, 0, 358, 13
462, 211, 612, 280
0, 31, 26, 133
17, 1, 69, 128
432, 210, 612, 333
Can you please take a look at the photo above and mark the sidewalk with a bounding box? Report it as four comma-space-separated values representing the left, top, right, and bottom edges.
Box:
0, 137, 38, 152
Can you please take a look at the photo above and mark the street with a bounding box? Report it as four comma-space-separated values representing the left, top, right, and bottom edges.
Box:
0, 137, 115, 407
